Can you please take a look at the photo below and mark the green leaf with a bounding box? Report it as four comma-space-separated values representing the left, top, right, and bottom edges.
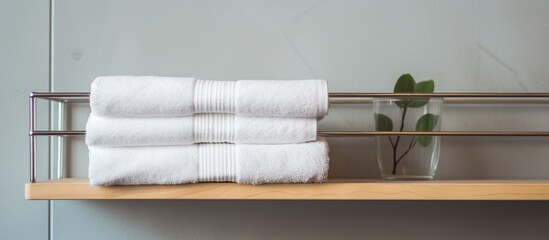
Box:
415, 113, 439, 147
374, 113, 393, 131
414, 79, 434, 92
394, 74, 416, 93
409, 79, 435, 108
394, 73, 416, 108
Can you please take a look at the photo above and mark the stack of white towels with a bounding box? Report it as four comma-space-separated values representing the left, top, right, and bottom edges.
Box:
86, 76, 330, 185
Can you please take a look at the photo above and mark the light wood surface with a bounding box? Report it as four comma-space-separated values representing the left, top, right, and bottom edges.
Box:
24, 178, 549, 200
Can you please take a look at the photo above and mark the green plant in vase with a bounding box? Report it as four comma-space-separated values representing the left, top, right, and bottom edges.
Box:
374, 73, 440, 176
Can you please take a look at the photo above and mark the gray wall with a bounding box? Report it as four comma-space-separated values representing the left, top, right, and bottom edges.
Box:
3, 0, 549, 239
0, 0, 50, 239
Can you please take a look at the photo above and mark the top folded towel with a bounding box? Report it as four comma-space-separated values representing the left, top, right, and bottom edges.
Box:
90, 76, 329, 118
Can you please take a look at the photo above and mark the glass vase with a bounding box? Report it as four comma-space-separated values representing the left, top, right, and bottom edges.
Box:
373, 98, 443, 180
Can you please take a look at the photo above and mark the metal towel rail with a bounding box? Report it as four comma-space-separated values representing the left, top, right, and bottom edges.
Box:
28, 92, 549, 182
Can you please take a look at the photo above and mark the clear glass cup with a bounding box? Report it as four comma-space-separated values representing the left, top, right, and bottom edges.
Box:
373, 98, 443, 180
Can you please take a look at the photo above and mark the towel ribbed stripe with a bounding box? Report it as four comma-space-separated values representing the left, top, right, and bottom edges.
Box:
198, 144, 236, 182
194, 114, 235, 143
194, 80, 236, 113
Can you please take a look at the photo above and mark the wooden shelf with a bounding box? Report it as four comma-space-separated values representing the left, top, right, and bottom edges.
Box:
25, 178, 549, 200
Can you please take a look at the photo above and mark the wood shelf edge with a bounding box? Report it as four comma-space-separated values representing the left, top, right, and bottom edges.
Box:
25, 178, 549, 200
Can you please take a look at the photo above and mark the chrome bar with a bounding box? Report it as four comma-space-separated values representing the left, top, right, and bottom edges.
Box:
318, 131, 549, 137
29, 95, 36, 183
330, 98, 549, 104
30, 130, 86, 136
328, 92, 549, 98
328, 93, 549, 104
27, 130, 549, 137
30, 92, 549, 98
57, 102, 65, 179
30, 92, 91, 103
30, 92, 90, 98
29, 92, 549, 104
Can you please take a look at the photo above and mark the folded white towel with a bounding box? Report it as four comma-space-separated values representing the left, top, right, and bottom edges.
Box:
90, 76, 329, 117
85, 114, 317, 146
88, 138, 329, 185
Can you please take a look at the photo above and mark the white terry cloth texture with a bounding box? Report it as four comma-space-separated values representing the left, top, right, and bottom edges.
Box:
88, 138, 329, 186
90, 76, 329, 118
234, 80, 328, 118
85, 114, 317, 147
90, 76, 195, 117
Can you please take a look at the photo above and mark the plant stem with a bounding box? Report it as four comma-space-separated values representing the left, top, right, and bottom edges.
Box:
387, 136, 395, 148
391, 107, 408, 175
396, 137, 418, 165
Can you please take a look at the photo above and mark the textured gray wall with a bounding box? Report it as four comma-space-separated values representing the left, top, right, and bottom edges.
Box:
4, 0, 549, 239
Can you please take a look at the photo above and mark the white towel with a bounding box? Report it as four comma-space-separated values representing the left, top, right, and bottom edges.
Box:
85, 114, 317, 146
90, 76, 329, 117
88, 138, 329, 186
